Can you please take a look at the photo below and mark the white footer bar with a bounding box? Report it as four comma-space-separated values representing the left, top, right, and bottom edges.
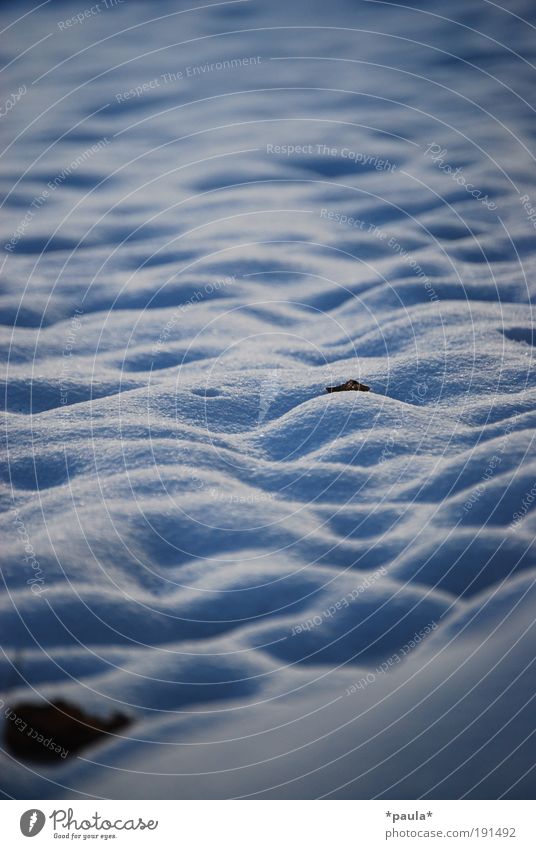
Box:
3, 799, 532, 848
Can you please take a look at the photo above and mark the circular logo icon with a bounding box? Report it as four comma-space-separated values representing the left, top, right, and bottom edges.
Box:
20, 810, 46, 837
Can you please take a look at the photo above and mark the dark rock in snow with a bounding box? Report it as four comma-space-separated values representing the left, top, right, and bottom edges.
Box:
326, 380, 370, 393
3, 699, 130, 764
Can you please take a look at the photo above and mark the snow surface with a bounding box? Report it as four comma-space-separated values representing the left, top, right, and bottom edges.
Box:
1, 0, 536, 799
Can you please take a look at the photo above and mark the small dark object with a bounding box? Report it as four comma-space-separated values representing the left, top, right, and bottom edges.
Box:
4, 699, 130, 764
326, 379, 370, 393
